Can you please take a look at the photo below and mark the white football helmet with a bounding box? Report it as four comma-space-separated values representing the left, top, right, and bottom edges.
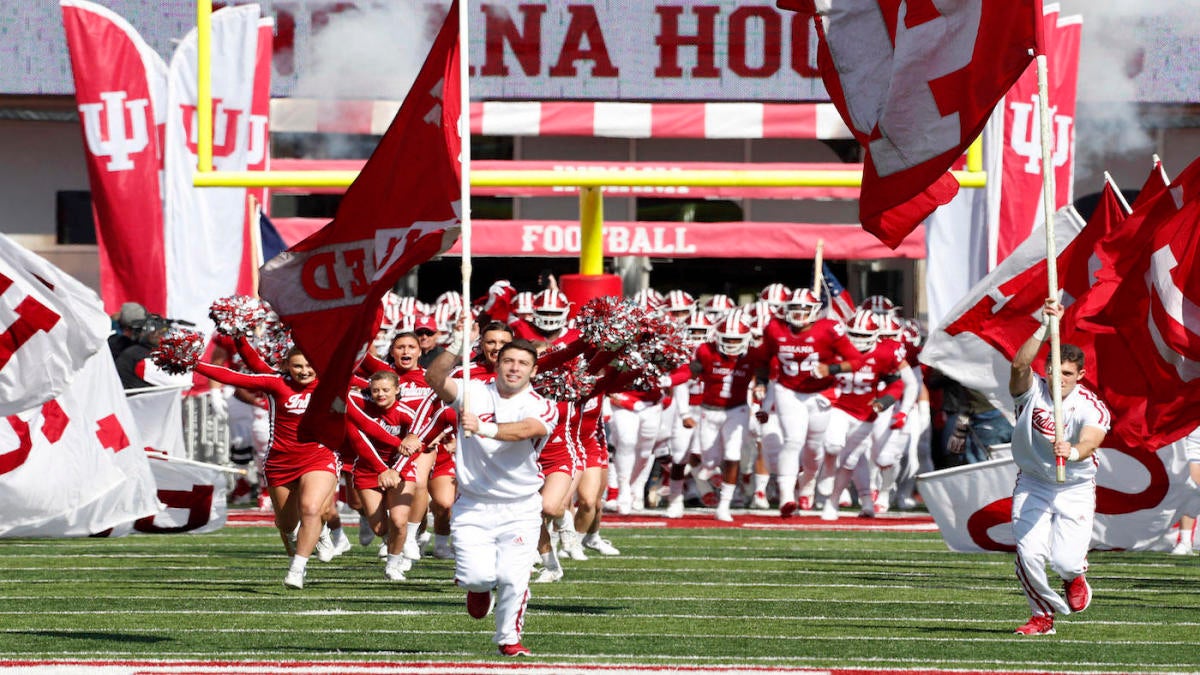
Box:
743, 300, 772, 338
760, 283, 792, 320
684, 310, 716, 345
900, 318, 923, 348
714, 312, 753, 356
877, 313, 903, 340
785, 288, 822, 328
846, 308, 881, 353
701, 294, 736, 322
532, 290, 571, 333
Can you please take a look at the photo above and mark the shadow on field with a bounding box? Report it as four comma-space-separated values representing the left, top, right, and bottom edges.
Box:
13, 630, 168, 644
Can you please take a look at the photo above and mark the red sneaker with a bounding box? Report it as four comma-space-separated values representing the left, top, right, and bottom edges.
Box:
779, 501, 798, 518
797, 496, 812, 511
1014, 614, 1055, 635
1065, 575, 1092, 613
466, 591, 493, 619
498, 642, 531, 656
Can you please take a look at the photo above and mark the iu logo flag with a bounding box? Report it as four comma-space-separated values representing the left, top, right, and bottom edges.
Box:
0, 233, 112, 415
164, 5, 270, 330
259, 1, 462, 446
996, 6, 1082, 262
785, 0, 1040, 248
61, 0, 169, 315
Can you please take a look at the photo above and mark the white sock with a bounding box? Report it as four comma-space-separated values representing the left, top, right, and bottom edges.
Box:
1181, 529, 1195, 548
718, 483, 736, 508
289, 555, 308, 573
541, 549, 560, 571
405, 522, 421, 545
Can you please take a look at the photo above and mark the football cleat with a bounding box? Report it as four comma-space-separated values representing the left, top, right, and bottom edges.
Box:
779, 501, 798, 519
715, 505, 734, 522
1014, 614, 1055, 636
498, 642, 531, 657
821, 499, 840, 522
797, 495, 813, 511
466, 590, 494, 619
665, 495, 685, 519
1065, 575, 1092, 613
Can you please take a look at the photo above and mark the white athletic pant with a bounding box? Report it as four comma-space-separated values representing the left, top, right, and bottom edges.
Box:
697, 405, 750, 468
1011, 473, 1093, 617
774, 387, 833, 501
749, 406, 783, 475
452, 493, 541, 645
670, 407, 698, 464
610, 403, 663, 507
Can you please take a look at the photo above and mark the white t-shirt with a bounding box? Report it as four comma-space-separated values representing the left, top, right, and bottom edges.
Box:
1011, 376, 1111, 485
452, 378, 558, 501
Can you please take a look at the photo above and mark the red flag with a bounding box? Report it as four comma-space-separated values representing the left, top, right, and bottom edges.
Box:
258, 2, 462, 446
995, 7, 1081, 262
61, 0, 168, 315
785, 0, 1040, 248
1066, 158, 1200, 453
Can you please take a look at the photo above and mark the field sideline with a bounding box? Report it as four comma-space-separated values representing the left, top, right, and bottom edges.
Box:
1, 509, 1198, 674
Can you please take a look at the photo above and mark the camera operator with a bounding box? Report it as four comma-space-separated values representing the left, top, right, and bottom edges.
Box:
108, 302, 147, 359
115, 314, 187, 390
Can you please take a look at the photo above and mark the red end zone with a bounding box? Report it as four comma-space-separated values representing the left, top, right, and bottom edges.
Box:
0, 662, 1154, 675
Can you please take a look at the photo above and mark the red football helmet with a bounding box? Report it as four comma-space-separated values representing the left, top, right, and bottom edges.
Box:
785, 288, 822, 328
900, 318, 923, 348
760, 283, 792, 319
846, 308, 881, 352
877, 313, 903, 339
714, 312, 753, 356
513, 291, 535, 320
664, 289, 696, 317
532, 290, 571, 332
743, 300, 772, 337
861, 294, 899, 317
701, 294, 736, 322
632, 288, 666, 311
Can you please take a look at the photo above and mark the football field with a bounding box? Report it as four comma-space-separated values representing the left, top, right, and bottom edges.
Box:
1, 511, 1198, 674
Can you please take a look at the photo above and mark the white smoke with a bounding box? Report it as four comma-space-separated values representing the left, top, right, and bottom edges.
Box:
292, 0, 451, 102
1058, 0, 1200, 174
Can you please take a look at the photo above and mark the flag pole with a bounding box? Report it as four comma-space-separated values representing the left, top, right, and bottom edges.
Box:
457, 0, 473, 429
811, 238, 824, 297
1034, 50, 1066, 484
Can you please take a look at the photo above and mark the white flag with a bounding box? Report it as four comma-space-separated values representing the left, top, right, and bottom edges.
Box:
918, 443, 1195, 553
0, 352, 159, 537
108, 455, 228, 535
0, 233, 111, 415
127, 387, 187, 457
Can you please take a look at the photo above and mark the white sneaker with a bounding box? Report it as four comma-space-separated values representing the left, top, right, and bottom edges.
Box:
715, 505, 734, 522
358, 525, 375, 547
821, 499, 839, 522
378, 542, 388, 559
665, 494, 685, 519
602, 498, 619, 513
403, 538, 422, 561
559, 531, 588, 561
315, 527, 335, 563
1171, 540, 1196, 556
417, 530, 432, 547
332, 532, 353, 557
896, 495, 919, 511
751, 491, 770, 510
432, 542, 455, 560
384, 564, 406, 581
533, 566, 563, 583
283, 569, 305, 589
583, 535, 620, 556
399, 556, 414, 572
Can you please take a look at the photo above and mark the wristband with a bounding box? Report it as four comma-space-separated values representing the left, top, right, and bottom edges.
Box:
1068, 446, 1080, 462
1033, 324, 1048, 341
829, 363, 842, 375
476, 421, 499, 438
446, 330, 466, 356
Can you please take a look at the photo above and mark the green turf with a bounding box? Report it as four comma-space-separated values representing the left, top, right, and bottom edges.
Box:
1, 524, 1198, 673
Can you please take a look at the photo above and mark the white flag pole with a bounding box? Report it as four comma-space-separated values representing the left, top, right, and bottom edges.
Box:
1034, 50, 1065, 484
457, 0, 473, 431
811, 238, 825, 298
